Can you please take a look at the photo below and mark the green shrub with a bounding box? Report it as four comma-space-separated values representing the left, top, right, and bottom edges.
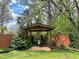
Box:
9, 30, 32, 50
69, 32, 77, 48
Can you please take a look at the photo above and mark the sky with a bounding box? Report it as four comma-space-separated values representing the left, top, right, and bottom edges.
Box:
11, 0, 27, 17
6, 0, 29, 31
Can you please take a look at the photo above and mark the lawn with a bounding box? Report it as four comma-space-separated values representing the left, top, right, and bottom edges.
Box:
0, 49, 79, 59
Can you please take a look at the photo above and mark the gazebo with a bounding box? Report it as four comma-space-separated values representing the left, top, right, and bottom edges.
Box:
21, 0, 53, 48
23, 23, 53, 47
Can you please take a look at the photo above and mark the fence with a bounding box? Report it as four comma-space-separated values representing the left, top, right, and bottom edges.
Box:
0, 34, 13, 48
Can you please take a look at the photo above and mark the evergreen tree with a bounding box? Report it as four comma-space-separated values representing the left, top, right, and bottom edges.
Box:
9, 30, 32, 50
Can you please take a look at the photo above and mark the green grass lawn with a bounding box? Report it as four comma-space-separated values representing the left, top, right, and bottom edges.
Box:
0, 49, 79, 59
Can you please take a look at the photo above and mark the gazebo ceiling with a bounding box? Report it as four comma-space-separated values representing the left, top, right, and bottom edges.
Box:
22, 24, 53, 32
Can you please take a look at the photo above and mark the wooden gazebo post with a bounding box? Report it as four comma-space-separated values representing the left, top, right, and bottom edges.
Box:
47, 31, 49, 46
47, 31, 52, 48
49, 31, 52, 48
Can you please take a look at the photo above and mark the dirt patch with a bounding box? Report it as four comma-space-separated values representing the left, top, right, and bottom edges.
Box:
29, 46, 51, 51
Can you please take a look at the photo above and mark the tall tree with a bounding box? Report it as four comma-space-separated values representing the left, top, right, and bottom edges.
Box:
0, 0, 12, 34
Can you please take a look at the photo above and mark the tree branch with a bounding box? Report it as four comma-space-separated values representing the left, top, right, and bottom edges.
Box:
74, 0, 79, 11
51, 0, 62, 12
20, 1, 48, 27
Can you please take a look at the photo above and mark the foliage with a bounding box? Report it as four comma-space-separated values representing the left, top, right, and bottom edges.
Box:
0, 0, 12, 34
52, 34, 70, 49
52, 14, 75, 35
52, 14, 78, 48
9, 30, 32, 50
69, 32, 77, 48
0, 26, 7, 34
0, 26, 7, 31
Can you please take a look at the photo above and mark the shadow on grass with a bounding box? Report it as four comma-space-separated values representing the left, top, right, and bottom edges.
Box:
52, 48, 78, 54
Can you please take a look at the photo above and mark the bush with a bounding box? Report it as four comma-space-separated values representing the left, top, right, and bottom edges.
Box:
69, 32, 77, 48
9, 30, 32, 50
0, 48, 11, 54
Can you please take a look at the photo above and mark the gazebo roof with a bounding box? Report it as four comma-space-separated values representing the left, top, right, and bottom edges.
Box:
23, 24, 53, 32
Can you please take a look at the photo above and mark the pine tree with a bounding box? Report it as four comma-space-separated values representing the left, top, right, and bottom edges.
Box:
9, 30, 32, 50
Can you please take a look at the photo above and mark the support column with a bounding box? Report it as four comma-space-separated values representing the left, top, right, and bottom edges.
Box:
47, 31, 49, 46
47, 31, 52, 48
49, 31, 52, 48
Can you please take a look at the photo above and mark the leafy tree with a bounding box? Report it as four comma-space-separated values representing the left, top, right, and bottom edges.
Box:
53, 15, 75, 35
0, 26, 7, 34
0, 0, 13, 34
